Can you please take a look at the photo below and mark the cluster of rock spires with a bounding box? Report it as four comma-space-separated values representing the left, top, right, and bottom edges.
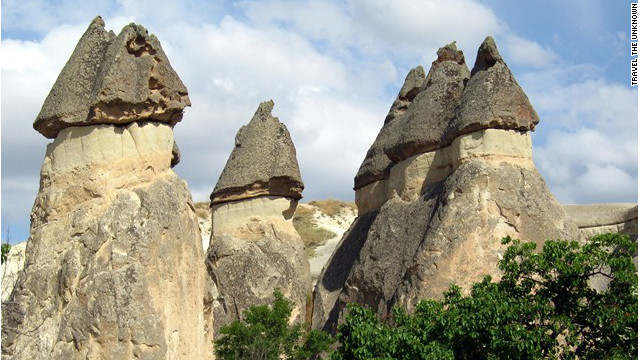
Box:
2, 16, 637, 359
312, 37, 580, 331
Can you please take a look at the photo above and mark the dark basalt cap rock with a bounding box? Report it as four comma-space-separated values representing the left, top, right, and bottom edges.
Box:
385, 42, 470, 163
354, 67, 425, 190
171, 140, 180, 168
210, 100, 304, 204
447, 36, 539, 139
384, 66, 426, 125
34, 17, 191, 139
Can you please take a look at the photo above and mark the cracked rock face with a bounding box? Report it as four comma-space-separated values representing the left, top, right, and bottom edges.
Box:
2, 18, 212, 360
34, 16, 190, 139
313, 37, 578, 332
211, 100, 304, 204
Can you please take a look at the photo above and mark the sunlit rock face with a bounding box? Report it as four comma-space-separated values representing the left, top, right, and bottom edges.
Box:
206, 101, 310, 335
313, 37, 579, 332
2, 17, 213, 360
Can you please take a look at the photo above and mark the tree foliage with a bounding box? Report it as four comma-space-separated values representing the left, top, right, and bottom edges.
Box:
214, 288, 333, 360
332, 234, 637, 360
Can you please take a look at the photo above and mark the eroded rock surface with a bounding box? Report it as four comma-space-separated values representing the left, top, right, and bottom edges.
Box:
211, 100, 304, 204
207, 102, 310, 335
385, 42, 470, 163
2, 18, 211, 360
313, 37, 579, 332
34, 17, 190, 139
449, 36, 539, 139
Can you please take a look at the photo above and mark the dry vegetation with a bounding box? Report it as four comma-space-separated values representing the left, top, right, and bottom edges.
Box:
308, 199, 356, 217
292, 206, 336, 256
193, 202, 211, 220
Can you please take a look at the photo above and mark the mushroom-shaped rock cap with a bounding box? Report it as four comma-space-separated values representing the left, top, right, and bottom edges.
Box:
447, 36, 539, 139
211, 100, 304, 204
354, 66, 425, 190
34, 17, 190, 139
385, 42, 470, 163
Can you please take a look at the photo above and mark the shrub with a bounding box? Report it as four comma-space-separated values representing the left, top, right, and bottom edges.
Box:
214, 288, 333, 360
1, 243, 11, 264
332, 234, 638, 359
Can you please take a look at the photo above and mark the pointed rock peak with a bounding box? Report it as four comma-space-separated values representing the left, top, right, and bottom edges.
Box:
382, 66, 425, 126
91, 15, 106, 28
357, 66, 426, 190
450, 36, 539, 137
34, 17, 116, 138
252, 100, 276, 121
34, 17, 190, 139
398, 66, 425, 101
382, 43, 469, 164
435, 42, 465, 65
211, 101, 303, 204
471, 36, 503, 75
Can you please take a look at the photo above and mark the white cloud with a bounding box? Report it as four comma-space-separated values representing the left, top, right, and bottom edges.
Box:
529, 72, 638, 204
348, 0, 503, 54
238, 0, 352, 44
501, 34, 559, 68
287, 92, 387, 199
1, 0, 115, 35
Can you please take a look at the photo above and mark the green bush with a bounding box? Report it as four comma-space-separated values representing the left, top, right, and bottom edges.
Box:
214, 288, 333, 360
1, 243, 11, 264
332, 234, 638, 360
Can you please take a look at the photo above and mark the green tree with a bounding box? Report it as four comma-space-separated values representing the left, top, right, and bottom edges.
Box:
214, 288, 333, 360
332, 234, 637, 359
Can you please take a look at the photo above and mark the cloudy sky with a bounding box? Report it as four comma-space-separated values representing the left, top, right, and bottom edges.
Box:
2, 0, 638, 242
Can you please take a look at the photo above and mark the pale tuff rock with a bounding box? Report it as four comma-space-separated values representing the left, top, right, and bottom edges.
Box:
211, 100, 304, 204
356, 129, 534, 214
34, 17, 190, 139
2, 18, 211, 360
206, 197, 310, 331
194, 202, 213, 249
3, 124, 212, 359
313, 37, 579, 332
1, 242, 27, 302
207, 103, 310, 334
210, 196, 297, 239
563, 204, 638, 241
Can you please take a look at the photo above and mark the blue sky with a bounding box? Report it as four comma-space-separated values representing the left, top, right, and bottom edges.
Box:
2, 0, 638, 243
